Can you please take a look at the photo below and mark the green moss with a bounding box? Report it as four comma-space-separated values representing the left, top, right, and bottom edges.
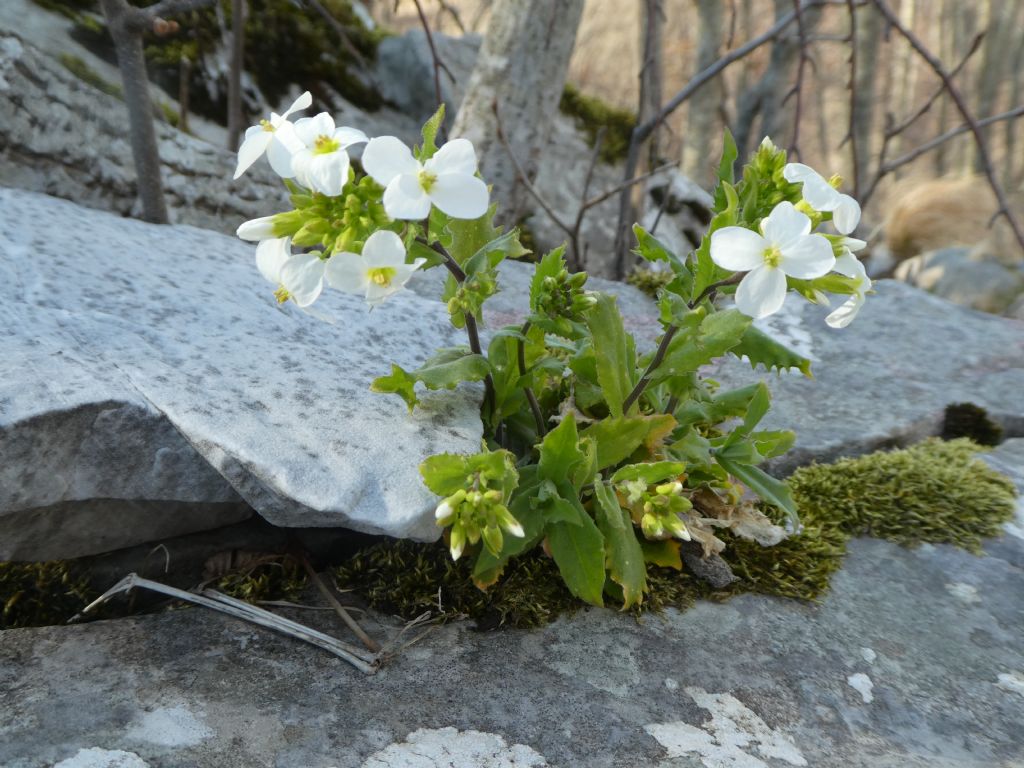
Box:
335, 438, 1018, 627
213, 555, 308, 604
941, 402, 1003, 446
58, 53, 123, 100
0, 561, 96, 630
626, 267, 673, 299
790, 437, 1015, 554
559, 83, 636, 164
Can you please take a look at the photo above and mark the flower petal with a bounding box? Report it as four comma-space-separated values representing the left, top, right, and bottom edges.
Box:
280, 91, 312, 120
426, 138, 478, 176
281, 253, 325, 307
365, 279, 399, 306
735, 265, 787, 319
255, 237, 291, 283
237, 215, 277, 241
779, 233, 835, 279
267, 126, 300, 178
362, 136, 420, 187
784, 163, 840, 211
709, 226, 767, 271
840, 236, 867, 253
234, 130, 272, 179
761, 201, 812, 249
428, 173, 489, 219
292, 113, 334, 147
383, 173, 432, 220
335, 126, 369, 148
832, 194, 861, 234
825, 293, 865, 328
833, 251, 866, 280
362, 230, 407, 268
782, 162, 817, 184
325, 251, 368, 294
306, 152, 349, 197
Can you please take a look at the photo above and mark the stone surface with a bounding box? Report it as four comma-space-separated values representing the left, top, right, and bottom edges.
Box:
3, 533, 1024, 767
0, 189, 482, 560
713, 281, 1024, 474
0, 27, 419, 236
894, 247, 1024, 316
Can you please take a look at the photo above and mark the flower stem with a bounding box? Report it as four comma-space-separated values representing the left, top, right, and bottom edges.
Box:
517, 321, 547, 437
620, 273, 744, 414
422, 238, 498, 424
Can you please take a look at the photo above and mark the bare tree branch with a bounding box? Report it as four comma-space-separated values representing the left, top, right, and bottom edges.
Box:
870, 0, 1024, 253
412, 0, 455, 137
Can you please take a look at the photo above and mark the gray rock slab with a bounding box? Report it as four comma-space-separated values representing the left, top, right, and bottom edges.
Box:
980, 439, 1024, 569
712, 281, 1024, 474
3, 534, 1023, 767
0, 189, 482, 560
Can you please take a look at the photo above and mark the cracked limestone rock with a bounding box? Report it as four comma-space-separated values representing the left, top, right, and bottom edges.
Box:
0, 189, 483, 560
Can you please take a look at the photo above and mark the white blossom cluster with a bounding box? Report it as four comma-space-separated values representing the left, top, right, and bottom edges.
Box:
233, 92, 489, 308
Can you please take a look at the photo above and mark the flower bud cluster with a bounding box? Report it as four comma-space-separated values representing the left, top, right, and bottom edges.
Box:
620, 479, 692, 542
535, 269, 596, 321
435, 478, 525, 560
277, 176, 392, 256
446, 270, 498, 324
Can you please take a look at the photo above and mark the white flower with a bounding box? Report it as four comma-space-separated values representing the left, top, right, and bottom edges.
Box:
825, 248, 872, 329
255, 236, 326, 308
362, 136, 489, 220
710, 201, 835, 319
233, 91, 312, 180
325, 230, 426, 306
783, 162, 861, 235
236, 215, 278, 242
287, 113, 369, 196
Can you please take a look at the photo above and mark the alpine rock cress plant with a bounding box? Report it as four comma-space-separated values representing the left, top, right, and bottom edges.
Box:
234, 96, 871, 608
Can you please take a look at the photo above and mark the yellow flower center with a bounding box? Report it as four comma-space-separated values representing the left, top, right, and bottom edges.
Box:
274, 286, 291, 304
418, 169, 438, 193
313, 135, 340, 155
763, 245, 782, 268
260, 119, 274, 132
368, 266, 397, 286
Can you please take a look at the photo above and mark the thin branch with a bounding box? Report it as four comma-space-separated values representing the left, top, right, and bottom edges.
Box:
784, 0, 811, 158
614, 0, 836, 276
299, 554, 380, 653
842, 0, 861, 199
517, 321, 547, 437
412, 0, 455, 136
871, 0, 1024, 253
74, 574, 379, 674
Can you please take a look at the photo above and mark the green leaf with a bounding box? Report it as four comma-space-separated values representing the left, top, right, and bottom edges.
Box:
419, 453, 472, 496
721, 381, 770, 449
640, 539, 682, 569
408, 238, 446, 270
419, 448, 519, 498
529, 247, 567, 312
582, 414, 677, 470
546, 503, 606, 607
633, 225, 689, 291
414, 348, 491, 390
439, 203, 527, 266
585, 294, 637, 417
370, 364, 419, 411
751, 430, 796, 459
610, 461, 685, 485
538, 413, 585, 483
419, 104, 445, 160
463, 229, 529, 276
715, 455, 799, 529
652, 309, 752, 382
473, 481, 545, 588
731, 325, 812, 377
716, 128, 738, 190
594, 479, 647, 608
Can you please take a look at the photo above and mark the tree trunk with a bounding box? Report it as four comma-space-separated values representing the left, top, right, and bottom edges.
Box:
681, 0, 724, 184
973, 0, 1012, 173
887, 0, 919, 172
98, 0, 169, 224
638, 0, 664, 167
1004, 6, 1024, 188
850, 0, 882, 195
450, 0, 585, 224
178, 53, 192, 135
226, 0, 246, 151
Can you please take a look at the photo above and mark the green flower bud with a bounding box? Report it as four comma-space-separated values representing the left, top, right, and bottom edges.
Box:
482, 524, 504, 556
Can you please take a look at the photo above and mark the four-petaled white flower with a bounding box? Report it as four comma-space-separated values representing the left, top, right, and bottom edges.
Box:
710, 201, 836, 319
255, 236, 326, 308
825, 238, 872, 328
286, 113, 369, 196
362, 136, 489, 220
233, 92, 312, 180
325, 230, 426, 306
783, 162, 861, 235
